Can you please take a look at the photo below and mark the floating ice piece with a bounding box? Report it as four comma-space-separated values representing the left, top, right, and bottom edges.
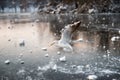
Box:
111, 36, 120, 41
8, 39, 11, 42
45, 54, 49, 57
17, 69, 26, 75
20, 61, 24, 64
71, 65, 77, 68
57, 51, 61, 55
103, 46, 106, 49
19, 53, 23, 58
103, 55, 107, 58
35, 19, 39, 22
59, 56, 66, 62
112, 23, 114, 27
5, 60, 10, 64
87, 75, 98, 80
102, 17, 106, 20
119, 30, 120, 34
30, 50, 33, 53
88, 9, 95, 13
19, 39, 25, 47
100, 69, 117, 74
41, 47, 47, 51
52, 64, 57, 70
26, 76, 32, 80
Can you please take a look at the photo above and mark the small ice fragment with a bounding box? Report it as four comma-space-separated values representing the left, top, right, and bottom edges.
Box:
45, 54, 49, 57
102, 17, 105, 20
41, 47, 47, 51
111, 37, 116, 41
112, 23, 114, 27
103, 46, 106, 49
19, 53, 23, 58
19, 39, 25, 47
78, 38, 83, 42
71, 65, 76, 68
35, 19, 39, 22
119, 30, 120, 34
57, 51, 61, 55
107, 50, 110, 54
88, 9, 94, 13
86, 64, 90, 68
59, 56, 66, 62
30, 50, 33, 53
37, 66, 42, 71
53, 64, 57, 70
5, 60, 10, 64
103, 55, 107, 58
8, 39, 11, 41
87, 75, 98, 80
111, 36, 120, 41
20, 61, 24, 64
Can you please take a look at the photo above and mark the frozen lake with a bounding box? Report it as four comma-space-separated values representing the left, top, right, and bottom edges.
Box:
0, 13, 120, 80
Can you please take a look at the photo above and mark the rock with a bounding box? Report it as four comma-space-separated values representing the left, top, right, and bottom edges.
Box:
5, 60, 10, 64
41, 47, 47, 51
59, 56, 66, 62
87, 75, 98, 80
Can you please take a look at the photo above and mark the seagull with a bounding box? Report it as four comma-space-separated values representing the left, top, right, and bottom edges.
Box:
50, 21, 81, 52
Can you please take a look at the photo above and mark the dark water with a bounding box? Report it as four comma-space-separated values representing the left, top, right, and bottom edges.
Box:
0, 14, 120, 80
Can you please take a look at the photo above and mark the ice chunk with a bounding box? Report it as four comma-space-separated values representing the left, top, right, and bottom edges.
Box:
59, 56, 66, 62
45, 54, 49, 57
26, 76, 32, 80
88, 9, 94, 13
17, 69, 26, 76
8, 39, 11, 42
20, 61, 24, 64
71, 65, 77, 68
52, 64, 57, 70
107, 50, 110, 54
103, 46, 106, 49
19, 39, 25, 47
87, 75, 98, 80
112, 23, 114, 27
41, 47, 47, 51
102, 17, 106, 20
111, 36, 120, 41
5, 60, 10, 64
35, 19, 39, 22
19, 53, 23, 58
119, 30, 120, 34
57, 51, 61, 55
30, 50, 33, 53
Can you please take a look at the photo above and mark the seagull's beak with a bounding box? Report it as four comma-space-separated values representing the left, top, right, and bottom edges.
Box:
49, 41, 56, 47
